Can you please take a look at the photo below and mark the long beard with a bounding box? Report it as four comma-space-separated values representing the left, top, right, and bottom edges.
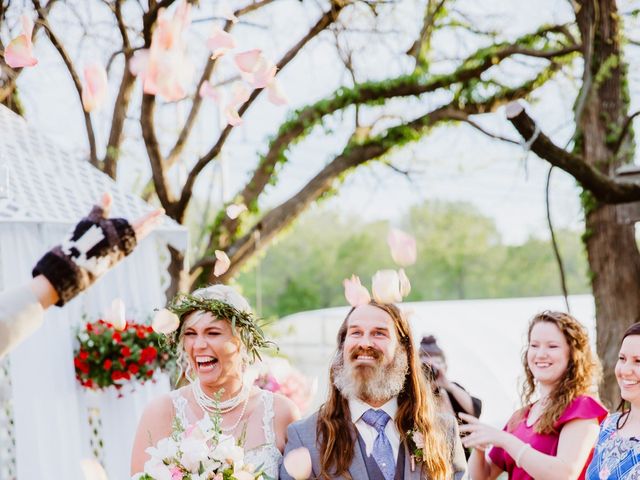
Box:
333, 346, 409, 404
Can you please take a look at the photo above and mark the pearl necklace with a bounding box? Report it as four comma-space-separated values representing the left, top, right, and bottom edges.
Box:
193, 378, 251, 414
220, 393, 250, 433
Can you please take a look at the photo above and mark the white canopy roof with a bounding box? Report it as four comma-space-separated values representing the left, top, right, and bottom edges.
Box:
0, 105, 186, 249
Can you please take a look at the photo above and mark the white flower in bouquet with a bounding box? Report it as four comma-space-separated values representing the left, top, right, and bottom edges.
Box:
180, 435, 210, 471
145, 436, 179, 462
210, 433, 245, 468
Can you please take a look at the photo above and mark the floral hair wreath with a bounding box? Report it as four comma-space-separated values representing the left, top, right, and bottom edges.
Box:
166, 292, 275, 362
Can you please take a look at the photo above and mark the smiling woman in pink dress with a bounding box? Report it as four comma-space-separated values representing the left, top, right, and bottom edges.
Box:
460, 311, 607, 480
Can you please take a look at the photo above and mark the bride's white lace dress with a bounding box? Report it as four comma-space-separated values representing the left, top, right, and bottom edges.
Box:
170, 388, 282, 479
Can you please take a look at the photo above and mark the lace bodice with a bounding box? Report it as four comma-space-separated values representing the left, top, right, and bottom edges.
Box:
170, 388, 282, 479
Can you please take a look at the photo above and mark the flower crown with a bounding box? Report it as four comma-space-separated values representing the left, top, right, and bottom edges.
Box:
165, 292, 274, 362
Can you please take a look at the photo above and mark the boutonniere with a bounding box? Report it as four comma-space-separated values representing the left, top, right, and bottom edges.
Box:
407, 429, 425, 471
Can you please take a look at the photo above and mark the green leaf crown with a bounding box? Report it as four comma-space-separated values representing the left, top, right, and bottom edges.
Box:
167, 292, 274, 362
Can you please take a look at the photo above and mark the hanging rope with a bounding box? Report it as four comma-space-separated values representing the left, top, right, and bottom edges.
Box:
546, 166, 571, 313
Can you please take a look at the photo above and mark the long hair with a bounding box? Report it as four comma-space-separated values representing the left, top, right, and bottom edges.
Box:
517, 311, 601, 435
316, 302, 451, 480
615, 322, 640, 429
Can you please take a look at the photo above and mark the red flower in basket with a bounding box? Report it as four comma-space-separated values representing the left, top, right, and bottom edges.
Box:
74, 318, 173, 392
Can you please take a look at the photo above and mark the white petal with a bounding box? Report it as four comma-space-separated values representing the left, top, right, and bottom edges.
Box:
152, 308, 180, 334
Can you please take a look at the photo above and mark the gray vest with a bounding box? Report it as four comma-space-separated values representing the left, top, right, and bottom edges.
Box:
356, 432, 406, 480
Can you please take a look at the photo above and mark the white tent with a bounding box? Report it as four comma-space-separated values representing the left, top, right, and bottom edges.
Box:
0, 105, 188, 480
273, 295, 597, 427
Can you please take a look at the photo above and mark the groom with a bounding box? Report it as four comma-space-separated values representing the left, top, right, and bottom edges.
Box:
280, 301, 467, 479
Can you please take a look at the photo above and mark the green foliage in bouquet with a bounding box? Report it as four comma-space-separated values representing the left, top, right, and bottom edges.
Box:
74, 319, 173, 390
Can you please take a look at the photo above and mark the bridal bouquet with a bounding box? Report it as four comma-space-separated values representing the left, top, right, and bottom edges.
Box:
132, 417, 265, 480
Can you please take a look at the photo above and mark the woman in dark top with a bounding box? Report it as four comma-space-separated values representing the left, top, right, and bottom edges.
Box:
420, 335, 482, 458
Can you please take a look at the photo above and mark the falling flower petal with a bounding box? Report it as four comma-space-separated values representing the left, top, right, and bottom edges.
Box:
214, 250, 231, 277
224, 104, 242, 126
234, 49, 262, 73
283, 447, 313, 480
104, 298, 127, 331
152, 308, 180, 334
398, 269, 411, 298
80, 458, 108, 480
230, 82, 250, 106
343, 275, 371, 307
82, 62, 108, 112
371, 270, 402, 304
226, 203, 247, 219
4, 15, 37, 69
267, 79, 288, 105
387, 228, 417, 267
207, 27, 236, 59
199, 80, 220, 102
246, 58, 277, 89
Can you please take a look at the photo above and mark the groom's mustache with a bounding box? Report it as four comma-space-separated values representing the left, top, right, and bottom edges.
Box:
348, 346, 382, 362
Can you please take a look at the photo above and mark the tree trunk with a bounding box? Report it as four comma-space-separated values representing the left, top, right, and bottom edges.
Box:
576, 0, 640, 407
586, 206, 640, 407
166, 246, 189, 299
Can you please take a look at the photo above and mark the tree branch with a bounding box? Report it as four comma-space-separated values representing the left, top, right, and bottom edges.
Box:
506, 102, 640, 204
613, 110, 640, 156
33, 0, 98, 166
165, 0, 276, 167
103, 0, 136, 178
174, 4, 346, 222
209, 26, 575, 245
194, 79, 541, 283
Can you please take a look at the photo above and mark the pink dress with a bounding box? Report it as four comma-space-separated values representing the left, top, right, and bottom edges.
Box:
488, 395, 608, 480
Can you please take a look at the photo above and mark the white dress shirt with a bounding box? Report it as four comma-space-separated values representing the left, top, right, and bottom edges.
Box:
349, 396, 400, 459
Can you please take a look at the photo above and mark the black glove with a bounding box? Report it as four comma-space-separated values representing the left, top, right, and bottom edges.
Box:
32, 205, 137, 306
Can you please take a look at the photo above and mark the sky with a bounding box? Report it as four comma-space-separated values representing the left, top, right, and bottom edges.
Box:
7, 0, 640, 246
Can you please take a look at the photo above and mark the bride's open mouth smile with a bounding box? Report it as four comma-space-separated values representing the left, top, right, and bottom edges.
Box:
195, 355, 219, 372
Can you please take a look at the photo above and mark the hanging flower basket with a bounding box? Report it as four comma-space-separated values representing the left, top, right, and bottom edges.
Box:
74, 319, 172, 391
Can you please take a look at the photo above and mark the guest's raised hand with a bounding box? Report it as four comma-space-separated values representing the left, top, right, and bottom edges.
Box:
32, 193, 164, 306
459, 413, 507, 451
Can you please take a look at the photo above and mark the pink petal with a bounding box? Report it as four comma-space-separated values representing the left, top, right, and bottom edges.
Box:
224, 104, 242, 126
80, 458, 108, 480
104, 298, 127, 331
4, 35, 37, 68
398, 269, 411, 298
198, 80, 220, 102
371, 270, 402, 304
152, 308, 180, 334
129, 49, 149, 76
267, 79, 288, 105
226, 203, 247, 219
246, 58, 276, 89
234, 49, 262, 73
283, 447, 313, 480
387, 228, 417, 266
213, 250, 231, 277
230, 82, 250, 106
207, 27, 236, 59
154, 50, 193, 101
82, 62, 108, 112
343, 275, 371, 307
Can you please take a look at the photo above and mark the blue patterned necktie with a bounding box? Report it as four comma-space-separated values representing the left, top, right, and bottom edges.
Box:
361, 408, 395, 480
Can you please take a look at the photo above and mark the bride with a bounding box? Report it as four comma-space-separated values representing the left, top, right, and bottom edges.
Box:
131, 285, 300, 478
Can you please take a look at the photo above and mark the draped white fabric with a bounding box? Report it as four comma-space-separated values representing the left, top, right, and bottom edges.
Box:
0, 223, 172, 480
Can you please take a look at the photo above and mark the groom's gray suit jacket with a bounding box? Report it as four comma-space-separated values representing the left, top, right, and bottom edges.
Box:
279, 411, 467, 480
